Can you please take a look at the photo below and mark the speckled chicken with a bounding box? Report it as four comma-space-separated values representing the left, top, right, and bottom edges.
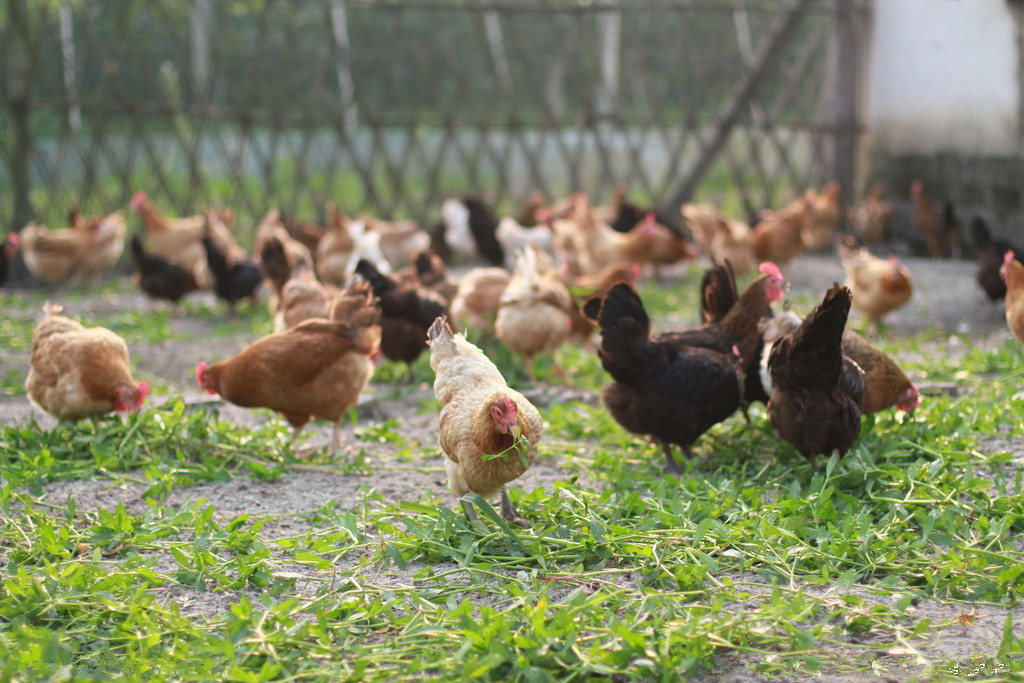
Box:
428, 317, 542, 526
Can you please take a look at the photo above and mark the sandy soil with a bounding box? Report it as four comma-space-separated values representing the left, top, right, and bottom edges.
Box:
1, 253, 1020, 681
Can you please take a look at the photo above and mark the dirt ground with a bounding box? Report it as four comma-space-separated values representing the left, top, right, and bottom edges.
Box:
1, 252, 1020, 681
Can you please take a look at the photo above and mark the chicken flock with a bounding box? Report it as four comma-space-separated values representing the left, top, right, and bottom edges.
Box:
6, 180, 1024, 526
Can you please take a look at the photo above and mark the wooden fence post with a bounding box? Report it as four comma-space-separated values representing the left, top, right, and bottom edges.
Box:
831, 0, 861, 225
10, 0, 33, 230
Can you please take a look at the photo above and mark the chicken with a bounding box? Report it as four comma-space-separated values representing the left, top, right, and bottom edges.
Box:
752, 195, 810, 266
195, 289, 381, 455
440, 196, 505, 266
412, 250, 459, 303
315, 203, 356, 285
354, 258, 447, 369
970, 217, 1023, 302
681, 203, 756, 276
616, 213, 699, 278
25, 302, 149, 421
255, 209, 314, 274
0, 233, 19, 288
362, 215, 431, 269
129, 191, 243, 288
271, 260, 343, 332
759, 309, 919, 415
765, 284, 864, 464
563, 261, 643, 348
600, 184, 683, 236
848, 183, 893, 244
514, 192, 547, 227
801, 182, 841, 251
582, 283, 744, 473
495, 246, 574, 381
660, 261, 786, 407
836, 236, 913, 328
1002, 251, 1024, 345
495, 215, 555, 269
427, 317, 542, 526
129, 234, 199, 305
19, 210, 126, 285
202, 221, 263, 312
449, 266, 512, 337
910, 180, 961, 259
280, 212, 325, 255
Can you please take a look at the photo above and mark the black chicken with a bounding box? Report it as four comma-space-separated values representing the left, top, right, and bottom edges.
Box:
765, 283, 864, 465
970, 216, 1023, 302
202, 236, 262, 311
129, 234, 199, 304
354, 258, 447, 369
583, 283, 744, 474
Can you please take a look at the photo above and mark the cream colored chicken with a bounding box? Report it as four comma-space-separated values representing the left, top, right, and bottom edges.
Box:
837, 236, 913, 328
20, 210, 126, 285
26, 302, 149, 421
495, 246, 573, 381
428, 317, 543, 526
682, 203, 755, 275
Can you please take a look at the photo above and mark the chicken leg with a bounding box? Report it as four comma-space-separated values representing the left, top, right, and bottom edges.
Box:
499, 488, 530, 528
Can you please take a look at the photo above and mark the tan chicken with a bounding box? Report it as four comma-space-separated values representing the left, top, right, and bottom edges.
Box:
361, 215, 431, 269
196, 288, 381, 455
26, 302, 149, 421
836, 236, 913, 329
752, 195, 811, 266
129, 191, 242, 288
495, 215, 556, 269
20, 210, 126, 285
801, 182, 841, 251
1002, 251, 1024, 345
449, 266, 512, 337
273, 267, 343, 332
681, 203, 755, 275
848, 183, 893, 244
427, 317, 543, 526
495, 247, 573, 381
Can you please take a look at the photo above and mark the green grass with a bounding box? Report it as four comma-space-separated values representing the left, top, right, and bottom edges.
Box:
3, 276, 1024, 680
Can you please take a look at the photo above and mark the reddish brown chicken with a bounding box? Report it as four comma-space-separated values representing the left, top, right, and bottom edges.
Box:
195, 290, 381, 455
910, 180, 961, 259
766, 284, 864, 464
1002, 251, 1024, 346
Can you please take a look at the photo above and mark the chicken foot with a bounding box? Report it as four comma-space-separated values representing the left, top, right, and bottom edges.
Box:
499, 488, 530, 528
662, 441, 686, 475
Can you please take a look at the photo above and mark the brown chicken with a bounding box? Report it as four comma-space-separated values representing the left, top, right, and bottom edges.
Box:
195, 289, 381, 455
681, 203, 756, 276
20, 210, 126, 285
759, 309, 919, 415
1002, 251, 1024, 345
910, 180, 961, 259
280, 212, 325, 255
617, 213, 699, 278
766, 284, 864, 464
26, 302, 149, 421
412, 250, 460, 303
752, 196, 811, 266
836, 236, 913, 328
848, 183, 893, 244
495, 246, 574, 381
255, 209, 314, 275
801, 182, 841, 252
428, 317, 543, 526
582, 283, 744, 473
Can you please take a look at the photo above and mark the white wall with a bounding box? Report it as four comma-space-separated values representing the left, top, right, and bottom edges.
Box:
867, 0, 1020, 155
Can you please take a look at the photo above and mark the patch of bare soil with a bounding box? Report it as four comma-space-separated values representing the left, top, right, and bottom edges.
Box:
1, 253, 1020, 680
